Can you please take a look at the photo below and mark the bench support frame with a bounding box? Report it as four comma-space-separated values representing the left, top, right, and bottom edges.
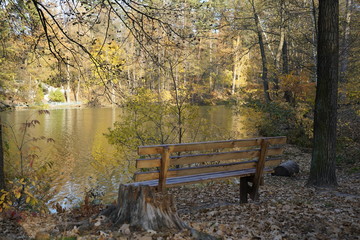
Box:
134, 137, 286, 203
159, 147, 171, 192
239, 139, 269, 203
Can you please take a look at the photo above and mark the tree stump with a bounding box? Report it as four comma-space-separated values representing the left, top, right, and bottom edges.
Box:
103, 184, 187, 231
273, 160, 300, 177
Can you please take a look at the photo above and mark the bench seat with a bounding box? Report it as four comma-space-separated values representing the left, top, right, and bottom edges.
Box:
129, 167, 274, 187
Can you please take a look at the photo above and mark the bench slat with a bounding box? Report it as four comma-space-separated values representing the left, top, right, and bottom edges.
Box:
136, 147, 284, 168
134, 157, 282, 182
130, 167, 275, 187
138, 136, 286, 155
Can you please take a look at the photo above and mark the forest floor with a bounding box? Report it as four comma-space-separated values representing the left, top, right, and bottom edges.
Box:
1, 145, 359, 240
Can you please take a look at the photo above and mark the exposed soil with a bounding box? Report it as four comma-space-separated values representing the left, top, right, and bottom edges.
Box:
1, 145, 359, 239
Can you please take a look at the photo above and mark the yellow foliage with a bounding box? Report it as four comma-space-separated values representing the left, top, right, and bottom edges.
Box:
341, 80, 360, 105
0, 177, 44, 212
14, 191, 21, 199
90, 39, 126, 83
0, 192, 6, 201
18, 178, 25, 185
279, 72, 316, 104
0, 190, 11, 212
239, 83, 264, 101
159, 90, 173, 102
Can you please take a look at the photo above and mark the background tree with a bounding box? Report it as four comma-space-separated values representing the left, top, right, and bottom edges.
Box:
308, 0, 339, 187
248, 0, 271, 103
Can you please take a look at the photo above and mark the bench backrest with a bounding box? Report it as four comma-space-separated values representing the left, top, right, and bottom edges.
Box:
135, 136, 287, 190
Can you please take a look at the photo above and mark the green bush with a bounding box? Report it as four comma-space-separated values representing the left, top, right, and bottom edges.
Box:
49, 89, 65, 102
242, 100, 313, 147
34, 86, 44, 104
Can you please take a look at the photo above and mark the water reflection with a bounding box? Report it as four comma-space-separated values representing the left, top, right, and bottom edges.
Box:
1, 106, 253, 209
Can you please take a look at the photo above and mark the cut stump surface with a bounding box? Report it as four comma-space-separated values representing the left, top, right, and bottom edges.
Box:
105, 184, 187, 231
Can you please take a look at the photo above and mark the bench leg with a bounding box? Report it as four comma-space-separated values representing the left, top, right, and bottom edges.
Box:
240, 176, 251, 203
250, 176, 260, 201
260, 176, 264, 186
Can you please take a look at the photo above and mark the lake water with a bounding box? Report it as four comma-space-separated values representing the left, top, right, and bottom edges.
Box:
1, 106, 255, 209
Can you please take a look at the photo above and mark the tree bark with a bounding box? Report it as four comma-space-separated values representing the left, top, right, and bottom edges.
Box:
65, 62, 71, 103
308, 0, 339, 187
282, 39, 289, 74
275, 0, 286, 72
250, 0, 271, 103
105, 185, 187, 231
275, 0, 288, 96
282, 39, 295, 105
232, 35, 240, 95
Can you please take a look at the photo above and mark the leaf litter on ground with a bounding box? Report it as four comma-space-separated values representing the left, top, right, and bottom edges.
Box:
1, 145, 359, 239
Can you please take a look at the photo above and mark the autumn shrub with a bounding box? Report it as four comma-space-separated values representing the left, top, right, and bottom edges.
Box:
240, 73, 359, 164
333, 80, 360, 164
105, 88, 232, 156
189, 83, 234, 105
0, 110, 55, 213
0, 174, 51, 213
106, 88, 201, 149
278, 73, 316, 106
189, 84, 212, 105
336, 107, 360, 164
48, 89, 65, 102
237, 72, 315, 147
242, 100, 313, 147
34, 85, 45, 104
341, 79, 360, 106
0, 168, 53, 214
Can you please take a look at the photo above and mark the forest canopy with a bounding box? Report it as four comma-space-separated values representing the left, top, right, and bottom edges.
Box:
0, 0, 357, 108
1, 0, 359, 163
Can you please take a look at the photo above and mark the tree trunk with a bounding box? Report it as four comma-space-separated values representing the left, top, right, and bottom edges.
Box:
275, 0, 286, 72
250, 1, 271, 103
105, 185, 187, 231
275, 0, 287, 94
232, 35, 240, 95
66, 63, 71, 103
282, 39, 295, 105
308, 0, 339, 187
0, 117, 5, 190
282, 40, 289, 74
74, 75, 81, 102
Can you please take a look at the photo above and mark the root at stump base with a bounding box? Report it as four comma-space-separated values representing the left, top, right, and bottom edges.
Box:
102, 184, 187, 231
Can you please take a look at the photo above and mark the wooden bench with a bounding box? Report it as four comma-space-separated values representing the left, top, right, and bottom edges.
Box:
130, 136, 287, 203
